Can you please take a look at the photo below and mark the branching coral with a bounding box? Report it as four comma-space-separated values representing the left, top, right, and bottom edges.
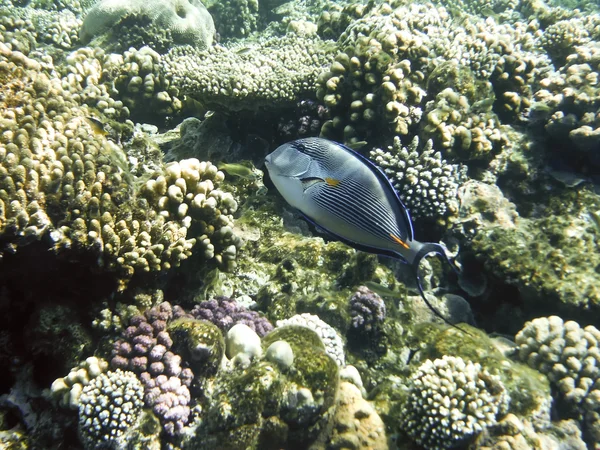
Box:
399, 355, 509, 450
0, 41, 241, 289
514, 316, 600, 445
370, 135, 464, 222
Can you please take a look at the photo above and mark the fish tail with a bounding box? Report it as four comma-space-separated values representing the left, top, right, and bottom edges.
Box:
411, 243, 472, 336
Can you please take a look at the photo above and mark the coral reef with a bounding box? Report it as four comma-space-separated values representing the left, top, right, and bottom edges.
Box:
0, 42, 241, 289
370, 136, 464, 222
514, 316, 600, 445
78, 369, 145, 448
469, 188, 600, 315
159, 32, 335, 111
190, 296, 273, 337
80, 0, 215, 53
399, 355, 509, 449
182, 324, 340, 449
276, 313, 346, 367
348, 286, 386, 334
4, 0, 600, 448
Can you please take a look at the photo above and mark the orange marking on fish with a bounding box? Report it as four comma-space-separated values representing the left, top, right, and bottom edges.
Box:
390, 234, 410, 249
325, 177, 341, 187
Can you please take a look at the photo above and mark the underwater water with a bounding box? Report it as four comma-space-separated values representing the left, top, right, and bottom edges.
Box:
0, 0, 599, 448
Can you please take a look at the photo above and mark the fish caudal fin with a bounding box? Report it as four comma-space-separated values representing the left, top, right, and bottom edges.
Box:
411, 243, 472, 336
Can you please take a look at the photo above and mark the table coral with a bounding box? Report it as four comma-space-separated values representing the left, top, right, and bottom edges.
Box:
159, 32, 335, 111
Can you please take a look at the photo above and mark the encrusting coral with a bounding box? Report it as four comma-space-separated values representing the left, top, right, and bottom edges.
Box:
276, 313, 346, 367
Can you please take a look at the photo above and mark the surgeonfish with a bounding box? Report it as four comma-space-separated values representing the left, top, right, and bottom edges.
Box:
265, 137, 466, 332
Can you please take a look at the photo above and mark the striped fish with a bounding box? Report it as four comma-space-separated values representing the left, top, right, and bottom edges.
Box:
265, 137, 466, 332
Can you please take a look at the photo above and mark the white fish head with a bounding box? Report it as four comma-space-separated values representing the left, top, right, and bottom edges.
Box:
265, 143, 312, 178
265, 143, 313, 210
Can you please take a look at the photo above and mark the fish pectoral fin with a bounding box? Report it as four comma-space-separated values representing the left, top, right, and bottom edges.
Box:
390, 233, 410, 250
300, 176, 326, 191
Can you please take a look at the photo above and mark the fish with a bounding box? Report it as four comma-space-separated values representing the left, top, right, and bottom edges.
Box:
84, 116, 108, 136
265, 137, 468, 333
219, 162, 260, 180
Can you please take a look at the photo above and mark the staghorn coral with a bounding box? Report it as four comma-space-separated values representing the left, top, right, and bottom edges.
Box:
514, 316, 600, 445
370, 135, 464, 222
159, 32, 335, 111
80, 0, 215, 53
78, 369, 145, 449
399, 355, 509, 450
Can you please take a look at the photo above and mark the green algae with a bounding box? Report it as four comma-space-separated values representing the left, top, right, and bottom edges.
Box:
471, 188, 600, 316
168, 318, 225, 377
186, 326, 339, 449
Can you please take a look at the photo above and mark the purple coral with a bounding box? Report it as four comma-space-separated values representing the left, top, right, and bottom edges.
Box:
349, 286, 386, 333
190, 296, 273, 337
110, 301, 193, 435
